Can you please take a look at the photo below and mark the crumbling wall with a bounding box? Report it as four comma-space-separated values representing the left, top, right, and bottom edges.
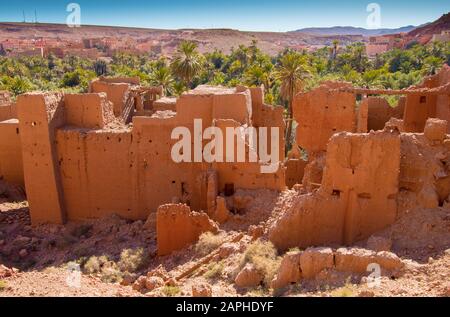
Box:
403, 94, 437, 132
0, 104, 16, 122
435, 65, 450, 132
131, 115, 206, 217
399, 118, 449, 212
356, 100, 368, 133
5, 84, 288, 224
64, 93, 115, 129
302, 152, 326, 191
0, 119, 23, 187
0, 91, 16, 122
212, 119, 285, 193
153, 97, 177, 112
176, 85, 252, 125
17, 93, 66, 224
213, 89, 252, 125
247, 86, 286, 163
269, 130, 400, 251
285, 158, 307, 189
293, 83, 356, 153
365, 97, 405, 131
90, 80, 131, 117
403, 65, 450, 132
56, 128, 134, 220
156, 204, 219, 256
321, 130, 400, 244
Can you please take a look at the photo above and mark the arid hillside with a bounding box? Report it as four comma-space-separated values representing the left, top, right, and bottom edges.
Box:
0, 22, 363, 56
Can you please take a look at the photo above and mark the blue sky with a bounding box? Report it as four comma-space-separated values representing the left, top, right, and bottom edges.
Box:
0, 0, 448, 32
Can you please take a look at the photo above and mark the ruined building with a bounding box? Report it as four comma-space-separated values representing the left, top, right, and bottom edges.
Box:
0, 77, 284, 227
0, 65, 449, 255
272, 64, 450, 251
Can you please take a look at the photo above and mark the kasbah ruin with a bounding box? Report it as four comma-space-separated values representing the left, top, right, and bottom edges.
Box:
1, 66, 450, 297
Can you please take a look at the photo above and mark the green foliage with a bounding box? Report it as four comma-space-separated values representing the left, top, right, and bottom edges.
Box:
93, 59, 108, 76
61, 68, 96, 92
149, 66, 175, 95
170, 41, 204, 88
0, 40, 447, 105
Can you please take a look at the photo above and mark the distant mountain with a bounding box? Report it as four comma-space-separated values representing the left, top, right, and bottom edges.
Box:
408, 13, 450, 38
292, 25, 416, 36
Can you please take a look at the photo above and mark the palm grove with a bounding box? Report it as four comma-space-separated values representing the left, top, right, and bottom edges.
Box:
1, 39, 449, 150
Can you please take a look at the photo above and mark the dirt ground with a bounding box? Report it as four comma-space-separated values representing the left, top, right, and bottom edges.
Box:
0, 189, 449, 297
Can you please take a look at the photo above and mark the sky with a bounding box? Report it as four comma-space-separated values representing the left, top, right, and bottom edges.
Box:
0, 0, 448, 32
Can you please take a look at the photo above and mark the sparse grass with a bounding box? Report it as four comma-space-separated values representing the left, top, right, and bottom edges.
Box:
331, 282, 355, 297
81, 248, 149, 284
83, 255, 110, 274
195, 232, 226, 257
288, 247, 301, 253
99, 263, 123, 283
0, 280, 7, 291
239, 240, 281, 286
248, 286, 270, 297
204, 261, 224, 280
117, 248, 149, 273
82, 255, 123, 283
162, 285, 181, 297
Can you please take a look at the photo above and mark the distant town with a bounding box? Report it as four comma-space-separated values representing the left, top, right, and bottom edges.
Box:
0, 17, 448, 60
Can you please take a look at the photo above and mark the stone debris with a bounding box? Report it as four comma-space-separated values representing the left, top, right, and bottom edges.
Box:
234, 263, 263, 288
271, 247, 405, 290
192, 283, 212, 297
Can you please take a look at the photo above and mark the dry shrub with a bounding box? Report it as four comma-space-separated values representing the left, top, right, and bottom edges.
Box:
162, 285, 181, 297
0, 280, 7, 291
117, 248, 149, 273
83, 255, 109, 274
240, 240, 281, 286
82, 248, 149, 284
331, 278, 355, 297
204, 261, 224, 280
83, 255, 122, 283
331, 285, 355, 297
195, 232, 226, 256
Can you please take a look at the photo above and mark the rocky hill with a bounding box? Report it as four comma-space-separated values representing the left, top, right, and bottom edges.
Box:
293, 25, 416, 36
408, 13, 450, 38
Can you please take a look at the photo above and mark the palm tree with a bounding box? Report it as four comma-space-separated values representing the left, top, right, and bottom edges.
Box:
244, 64, 272, 89
275, 52, 311, 154
423, 56, 443, 76
93, 59, 108, 76
150, 66, 175, 95
332, 40, 340, 60
352, 44, 367, 73
170, 41, 203, 89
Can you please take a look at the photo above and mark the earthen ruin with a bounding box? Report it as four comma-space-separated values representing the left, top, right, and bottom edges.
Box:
0, 65, 449, 257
